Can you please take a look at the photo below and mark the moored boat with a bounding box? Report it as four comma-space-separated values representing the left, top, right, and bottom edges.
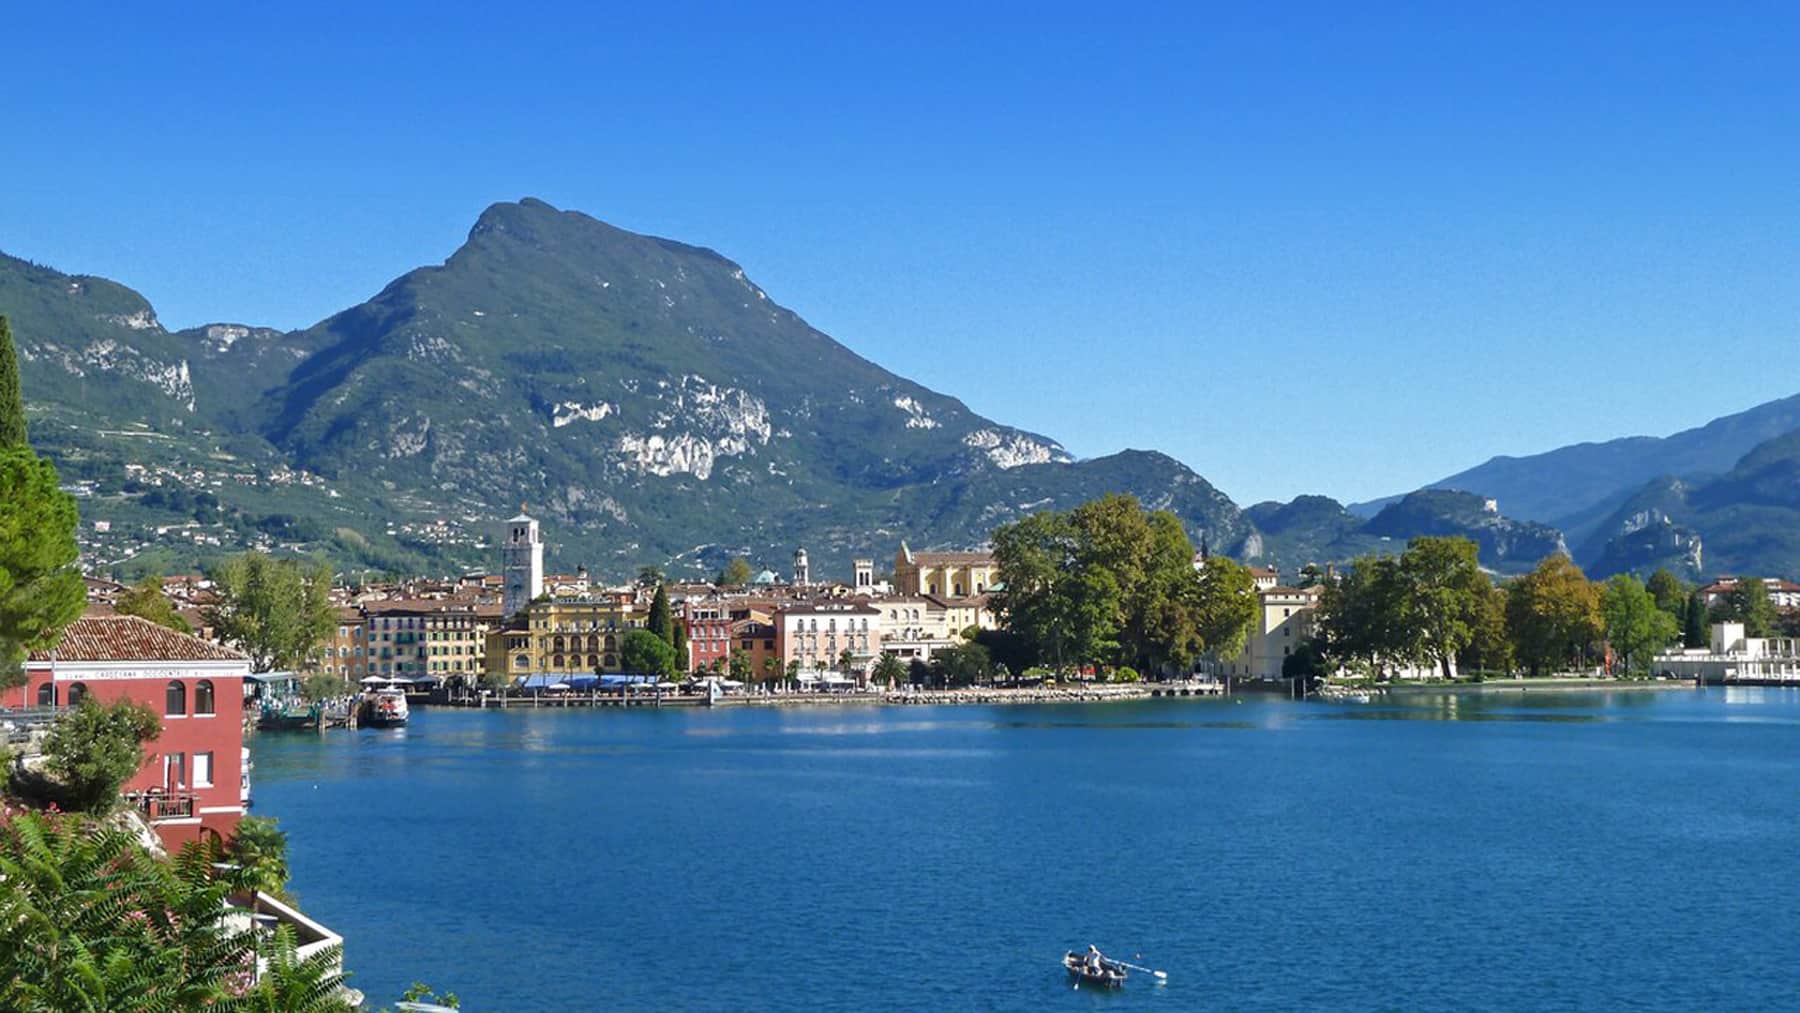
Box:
364, 687, 410, 727
1064, 950, 1127, 989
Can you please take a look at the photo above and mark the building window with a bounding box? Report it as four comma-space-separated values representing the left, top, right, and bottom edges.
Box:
67, 682, 87, 706
515, 654, 531, 669
193, 751, 214, 788
36, 683, 54, 707
194, 680, 216, 716
163, 752, 186, 790
165, 681, 187, 717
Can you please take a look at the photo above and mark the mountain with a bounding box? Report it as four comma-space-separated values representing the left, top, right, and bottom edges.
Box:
1585, 431, 1800, 579
5, 199, 1253, 578
1350, 394, 1800, 546
1246, 490, 1562, 575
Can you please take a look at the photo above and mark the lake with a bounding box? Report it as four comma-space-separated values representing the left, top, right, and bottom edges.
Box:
250, 687, 1800, 1010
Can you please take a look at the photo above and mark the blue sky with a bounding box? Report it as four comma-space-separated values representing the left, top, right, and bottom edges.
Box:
3, 3, 1797, 506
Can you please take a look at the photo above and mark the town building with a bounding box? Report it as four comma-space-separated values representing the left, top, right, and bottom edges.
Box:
853, 558, 874, 592
874, 595, 958, 663
793, 548, 811, 588
1654, 622, 1800, 683
683, 599, 732, 673
774, 601, 883, 675
1696, 576, 1800, 610
365, 601, 497, 681
1217, 584, 1321, 680
7, 615, 249, 850
893, 543, 997, 598
485, 596, 645, 679
731, 617, 780, 679
316, 607, 367, 682
502, 510, 544, 618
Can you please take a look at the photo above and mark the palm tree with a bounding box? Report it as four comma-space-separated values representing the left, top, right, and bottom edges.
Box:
234, 925, 353, 1012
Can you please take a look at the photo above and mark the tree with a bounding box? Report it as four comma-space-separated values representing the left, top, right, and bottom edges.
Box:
1458, 581, 1514, 677
0, 449, 86, 689
237, 925, 354, 1012
1397, 536, 1488, 679
717, 557, 753, 587
991, 509, 1121, 673
1600, 574, 1681, 676
204, 553, 335, 673
728, 648, 753, 683
1726, 578, 1778, 638
932, 642, 991, 686
1282, 637, 1330, 683
1683, 590, 1710, 648
648, 584, 674, 643
671, 620, 688, 674
1191, 556, 1259, 665
636, 565, 664, 588
1505, 554, 1600, 676
39, 697, 162, 813
619, 628, 677, 679
873, 652, 906, 687
760, 655, 778, 687
0, 316, 25, 449
0, 812, 262, 1010
1319, 554, 1410, 676
116, 575, 192, 634
1646, 568, 1686, 618
226, 815, 292, 899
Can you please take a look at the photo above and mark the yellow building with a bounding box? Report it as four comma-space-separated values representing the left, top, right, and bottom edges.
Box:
484, 597, 645, 679
893, 543, 998, 598
365, 601, 499, 681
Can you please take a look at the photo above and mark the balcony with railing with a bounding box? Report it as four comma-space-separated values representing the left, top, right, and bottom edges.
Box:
123, 789, 198, 821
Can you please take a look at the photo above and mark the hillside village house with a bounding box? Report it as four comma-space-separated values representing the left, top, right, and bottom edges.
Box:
1697, 576, 1800, 610
6, 615, 250, 850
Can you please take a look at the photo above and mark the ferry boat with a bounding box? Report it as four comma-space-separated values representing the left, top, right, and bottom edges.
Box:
364, 687, 410, 728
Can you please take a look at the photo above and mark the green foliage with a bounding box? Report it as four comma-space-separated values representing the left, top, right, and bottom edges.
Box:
648, 584, 673, 645
227, 815, 292, 899
1505, 554, 1601, 676
0, 812, 244, 1009
716, 557, 753, 587
636, 565, 664, 588
1111, 665, 1141, 683
1600, 574, 1681, 676
40, 697, 161, 813
236, 924, 354, 1012
1282, 638, 1330, 682
1396, 536, 1489, 678
301, 672, 347, 702
872, 652, 906, 687
1319, 554, 1409, 676
1683, 590, 1709, 648
1458, 581, 1514, 676
1725, 577, 1778, 638
396, 982, 461, 1009
0, 447, 86, 688
619, 628, 677, 678
931, 642, 992, 686
115, 575, 192, 634
0, 315, 25, 449
671, 621, 689, 673
204, 552, 335, 673
993, 495, 1255, 676
727, 647, 753, 683
1645, 568, 1686, 617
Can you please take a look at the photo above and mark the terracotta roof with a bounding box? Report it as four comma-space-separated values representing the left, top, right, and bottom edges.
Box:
31, 615, 246, 663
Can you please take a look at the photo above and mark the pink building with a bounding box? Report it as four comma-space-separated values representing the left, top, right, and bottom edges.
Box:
774, 601, 883, 674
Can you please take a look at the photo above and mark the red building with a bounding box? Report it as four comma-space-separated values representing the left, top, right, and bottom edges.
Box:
7, 615, 250, 850
683, 600, 732, 674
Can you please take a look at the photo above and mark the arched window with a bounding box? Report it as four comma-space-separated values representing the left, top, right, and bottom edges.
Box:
514, 654, 531, 669
165, 680, 187, 717
194, 680, 216, 716
603, 654, 617, 669
36, 682, 54, 707
588, 655, 599, 669
552, 654, 565, 669
67, 682, 87, 705
604, 635, 617, 651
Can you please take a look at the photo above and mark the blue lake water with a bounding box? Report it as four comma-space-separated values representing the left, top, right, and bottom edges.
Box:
251, 687, 1800, 1011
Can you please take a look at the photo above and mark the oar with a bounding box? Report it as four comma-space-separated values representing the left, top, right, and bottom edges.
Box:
1110, 958, 1168, 981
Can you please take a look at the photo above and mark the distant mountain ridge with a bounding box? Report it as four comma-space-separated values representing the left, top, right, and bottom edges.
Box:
8, 200, 1796, 583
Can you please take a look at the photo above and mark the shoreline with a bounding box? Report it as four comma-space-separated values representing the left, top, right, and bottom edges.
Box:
1373, 677, 1697, 696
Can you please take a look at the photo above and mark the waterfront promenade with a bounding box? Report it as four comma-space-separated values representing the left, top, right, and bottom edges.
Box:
437, 679, 1225, 710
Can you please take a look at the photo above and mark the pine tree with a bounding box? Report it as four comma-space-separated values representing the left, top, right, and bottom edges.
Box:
1683, 591, 1708, 648
0, 316, 27, 449
648, 584, 673, 645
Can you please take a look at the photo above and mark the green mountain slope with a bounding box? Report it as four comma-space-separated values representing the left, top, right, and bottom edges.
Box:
4, 199, 1252, 578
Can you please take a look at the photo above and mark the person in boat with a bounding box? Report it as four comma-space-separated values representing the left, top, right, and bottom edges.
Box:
1085, 945, 1104, 974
